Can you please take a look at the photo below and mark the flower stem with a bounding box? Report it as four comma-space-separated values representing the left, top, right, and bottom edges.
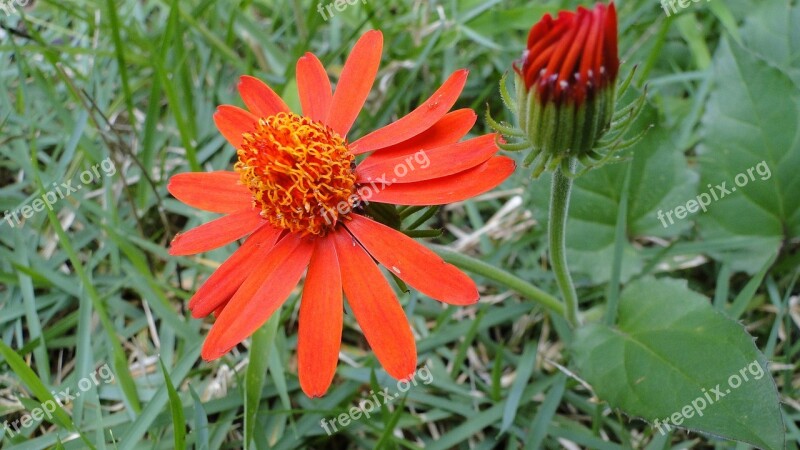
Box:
431, 245, 565, 317
549, 158, 581, 327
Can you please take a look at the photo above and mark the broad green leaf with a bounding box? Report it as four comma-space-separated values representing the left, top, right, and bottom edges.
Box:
739, 0, 800, 84
697, 37, 800, 272
572, 278, 784, 450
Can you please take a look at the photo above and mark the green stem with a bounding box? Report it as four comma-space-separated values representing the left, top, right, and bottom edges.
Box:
549, 159, 581, 327
431, 245, 565, 317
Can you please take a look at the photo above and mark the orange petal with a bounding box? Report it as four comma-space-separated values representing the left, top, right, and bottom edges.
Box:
188, 225, 283, 318
169, 209, 265, 256
355, 134, 498, 184
327, 30, 383, 136
298, 238, 343, 397
345, 215, 478, 305
297, 53, 332, 123
527, 12, 554, 49
168, 171, 253, 213
357, 109, 476, 164
201, 234, 314, 361
213, 105, 258, 149
238, 75, 290, 118
557, 7, 592, 95
365, 156, 516, 206
349, 70, 468, 154
332, 228, 417, 380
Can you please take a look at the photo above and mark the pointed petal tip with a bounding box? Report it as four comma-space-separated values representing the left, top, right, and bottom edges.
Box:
201, 335, 236, 361
300, 384, 330, 399
357, 29, 384, 48
387, 358, 419, 382
447, 278, 480, 305
237, 74, 260, 91
188, 300, 211, 319
200, 345, 221, 362
212, 105, 230, 117
236, 76, 290, 117
364, 29, 383, 39
168, 234, 185, 256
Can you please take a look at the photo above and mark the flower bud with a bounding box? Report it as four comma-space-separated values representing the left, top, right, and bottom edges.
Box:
491, 2, 645, 178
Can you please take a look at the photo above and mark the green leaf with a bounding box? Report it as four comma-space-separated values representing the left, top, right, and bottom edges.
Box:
0, 340, 75, 431
500, 341, 537, 434
727, 256, 774, 320
524, 373, 566, 448
159, 359, 186, 450
244, 313, 280, 450
675, 14, 711, 70
696, 37, 800, 272
189, 386, 210, 450
571, 278, 784, 450
739, 0, 800, 84
117, 343, 201, 450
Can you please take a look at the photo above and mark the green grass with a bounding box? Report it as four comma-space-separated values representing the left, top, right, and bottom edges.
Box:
1, 0, 798, 449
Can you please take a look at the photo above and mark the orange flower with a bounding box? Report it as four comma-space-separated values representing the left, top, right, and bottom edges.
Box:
168, 30, 515, 397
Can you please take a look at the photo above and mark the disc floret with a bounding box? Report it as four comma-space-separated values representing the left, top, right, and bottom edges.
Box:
235, 112, 357, 236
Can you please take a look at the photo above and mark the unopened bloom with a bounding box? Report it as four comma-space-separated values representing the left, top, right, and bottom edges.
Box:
168, 30, 514, 397
493, 2, 643, 177
518, 2, 619, 106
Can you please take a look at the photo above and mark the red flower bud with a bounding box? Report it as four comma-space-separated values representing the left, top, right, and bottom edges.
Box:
516, 2, 619, 106
490, 1, 645, 178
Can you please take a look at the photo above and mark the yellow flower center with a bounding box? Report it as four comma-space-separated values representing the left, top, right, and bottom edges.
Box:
235, 112, 357, 236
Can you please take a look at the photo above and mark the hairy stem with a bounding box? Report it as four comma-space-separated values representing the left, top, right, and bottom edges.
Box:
432, 245, 565, 317
549, 158, 581, 327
